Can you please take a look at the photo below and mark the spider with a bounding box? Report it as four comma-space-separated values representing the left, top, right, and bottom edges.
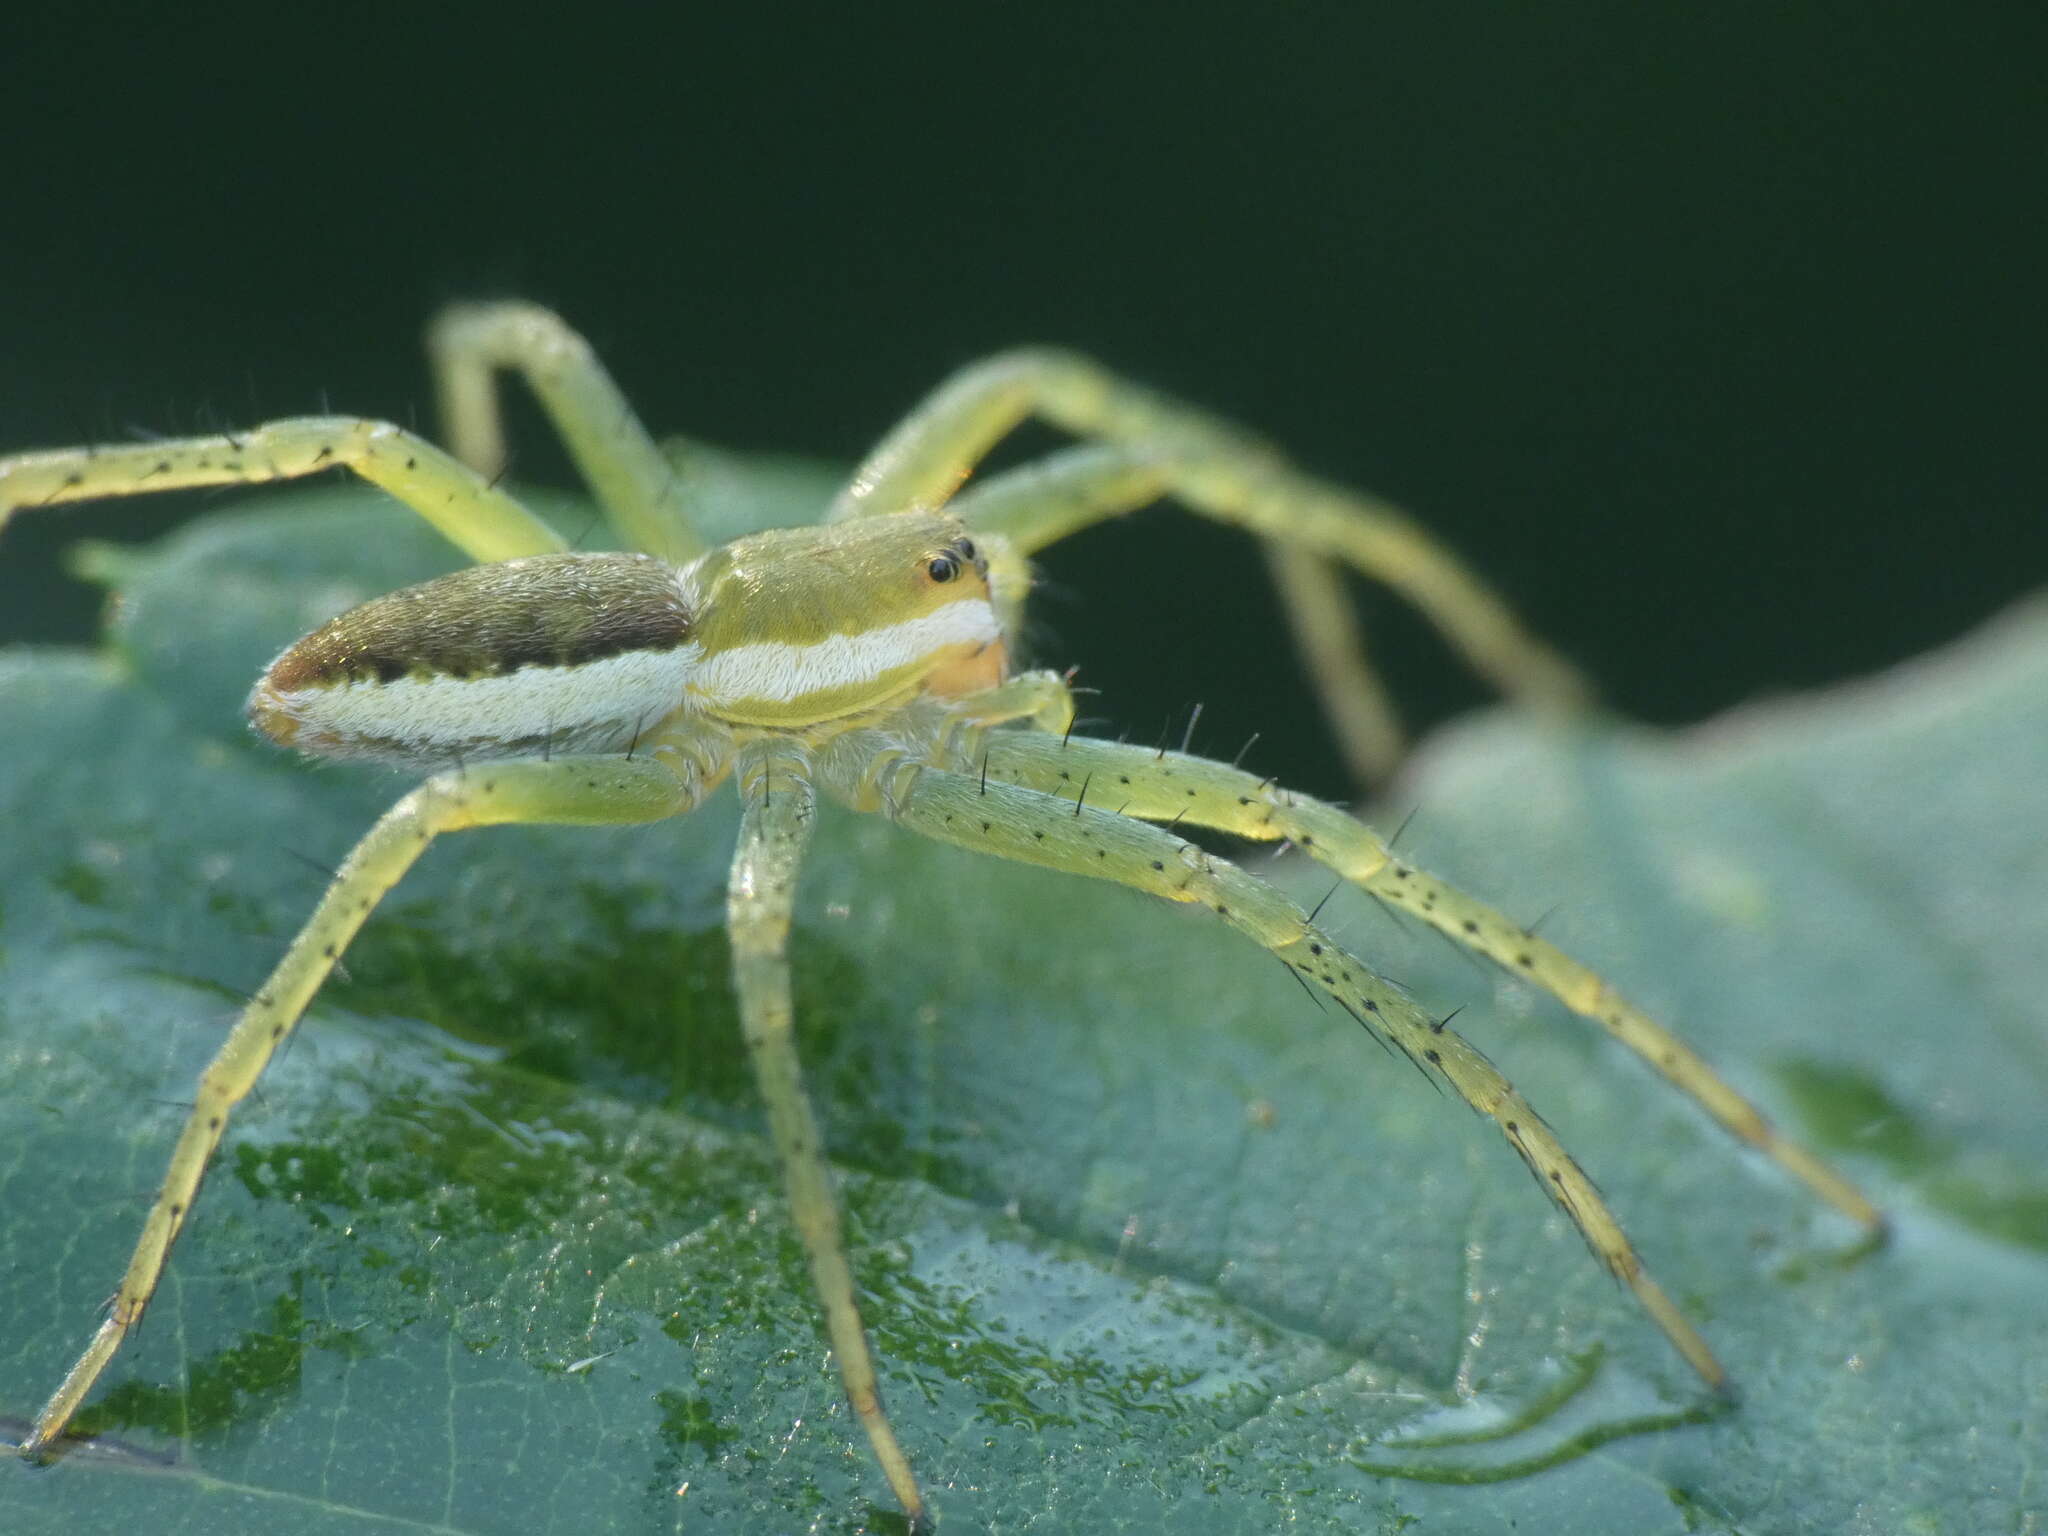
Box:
0, 303, 1883, 1529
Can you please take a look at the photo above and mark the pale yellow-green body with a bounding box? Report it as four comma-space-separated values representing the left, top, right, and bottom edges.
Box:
0, 302, 1882, 1531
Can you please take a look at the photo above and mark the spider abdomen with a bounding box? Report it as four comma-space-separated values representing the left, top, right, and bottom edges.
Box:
248, 552, 700, 764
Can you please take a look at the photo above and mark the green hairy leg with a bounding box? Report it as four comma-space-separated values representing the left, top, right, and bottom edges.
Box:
21, 755, 695, 1458
966, 728, 1884, 1233
830, 753, 1727, 1390
0, 416, 566, 563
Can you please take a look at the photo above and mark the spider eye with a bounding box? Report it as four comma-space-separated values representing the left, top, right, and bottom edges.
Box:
926, 553, 960, 583
956, 538, 977, 562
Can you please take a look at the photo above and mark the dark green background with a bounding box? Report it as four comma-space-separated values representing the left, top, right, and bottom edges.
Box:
3, 5, 2043, 793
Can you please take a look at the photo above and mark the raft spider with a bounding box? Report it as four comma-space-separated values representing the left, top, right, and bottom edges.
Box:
0, 303, 1883, 1528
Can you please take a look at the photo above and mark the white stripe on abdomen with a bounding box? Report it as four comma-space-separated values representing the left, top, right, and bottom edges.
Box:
253, 644, 702, 760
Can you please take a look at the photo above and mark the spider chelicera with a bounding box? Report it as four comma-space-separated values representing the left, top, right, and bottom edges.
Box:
0, 303, 1882, 1528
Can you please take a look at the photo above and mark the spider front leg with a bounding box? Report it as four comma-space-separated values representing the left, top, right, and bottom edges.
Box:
819, 743, 1726, 1390
21, 754, 697, 1460
426, 301, 705, 562
831, 349, 1592, 784
966, 729, 1885, 1236
944, 447, 1404, 775
0, 416, 566, 563
724, 742, 926, 1529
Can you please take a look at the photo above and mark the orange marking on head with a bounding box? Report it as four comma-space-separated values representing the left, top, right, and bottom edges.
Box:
925, 638, 1008, 698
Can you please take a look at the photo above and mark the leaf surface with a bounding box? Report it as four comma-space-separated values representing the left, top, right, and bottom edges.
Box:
2, 469, 2042, 1533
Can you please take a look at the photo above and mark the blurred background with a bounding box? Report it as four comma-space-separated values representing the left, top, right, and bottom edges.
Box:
3, 5, 2041, 797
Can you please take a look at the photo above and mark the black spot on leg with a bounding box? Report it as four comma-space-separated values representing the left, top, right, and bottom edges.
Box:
1150, 860, 1164, 871
1462, 920, 1479, 934
1308, 943, 1323, 955
1516, 954, 1535, 968
1424, 1049, 1442, 1065
405, 456, 418, 469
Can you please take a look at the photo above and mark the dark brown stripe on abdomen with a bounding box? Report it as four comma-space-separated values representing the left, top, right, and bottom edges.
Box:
265, 552, 694, 691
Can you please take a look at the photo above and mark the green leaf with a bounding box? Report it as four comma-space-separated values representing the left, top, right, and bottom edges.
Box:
2, 470, 2043, 1535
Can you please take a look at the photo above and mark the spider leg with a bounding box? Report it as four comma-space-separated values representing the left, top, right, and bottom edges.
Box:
818, 742, 1727, 1391
724, 742, 926, 1529
961, 728, 1885, 1235
426, 302, 705, 561
947, 446, 1405, 774
19, 754, 699, 1461
934, 668, 1078, 736
1262, 539, 1407, 782
830, 350, 1591, 785
0, 416, 565, 564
